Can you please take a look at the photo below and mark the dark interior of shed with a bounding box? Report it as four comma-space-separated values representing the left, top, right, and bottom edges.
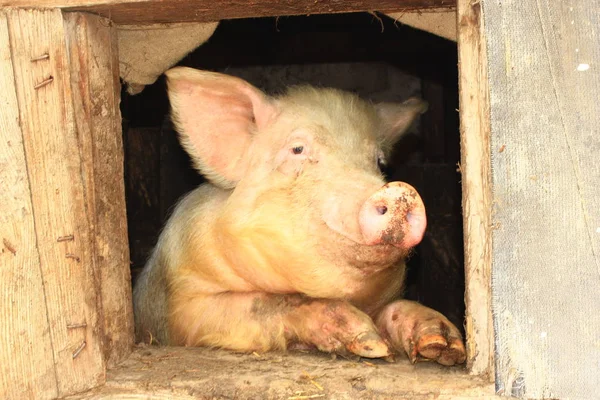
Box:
120, 12, 464, 334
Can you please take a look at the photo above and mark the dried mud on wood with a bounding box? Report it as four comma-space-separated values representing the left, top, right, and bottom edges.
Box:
70, 346, 495, 399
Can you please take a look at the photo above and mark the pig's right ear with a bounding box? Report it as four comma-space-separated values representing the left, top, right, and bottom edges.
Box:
165, 67, 278, 188
376, 97, 429, 147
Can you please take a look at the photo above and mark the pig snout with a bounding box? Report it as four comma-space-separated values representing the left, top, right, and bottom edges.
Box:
358, 182, 426, 249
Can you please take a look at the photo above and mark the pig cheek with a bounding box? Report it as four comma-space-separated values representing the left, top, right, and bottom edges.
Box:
277, 159, 304, 177
321, 197, 365, 245
273, 148, 302, 177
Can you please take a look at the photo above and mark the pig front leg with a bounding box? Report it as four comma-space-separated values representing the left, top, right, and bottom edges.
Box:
375, 300, 466, 366
169, 292, 390, 358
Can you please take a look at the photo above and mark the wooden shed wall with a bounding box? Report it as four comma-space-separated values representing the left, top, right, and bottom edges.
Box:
0, 10, 133, 399
483, 0, 600, 397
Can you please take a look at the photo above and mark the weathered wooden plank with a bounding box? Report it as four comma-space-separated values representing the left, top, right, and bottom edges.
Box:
123, 126, 161, 279
0, 12, 58, 400
0, 0, 455, 24
6, 8, 105, 396
484, 0, 600, 398
387, 10, 457, 41
456, 0, 494, 379
68, 346, 497, 399
64, 12, 134, 369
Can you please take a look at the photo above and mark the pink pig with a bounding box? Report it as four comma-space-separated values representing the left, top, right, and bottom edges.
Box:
133, 67, 466, 366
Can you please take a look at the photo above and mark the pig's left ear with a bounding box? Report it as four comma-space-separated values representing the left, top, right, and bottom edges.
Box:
165, 67, 278, 189
375, 97, 429, 145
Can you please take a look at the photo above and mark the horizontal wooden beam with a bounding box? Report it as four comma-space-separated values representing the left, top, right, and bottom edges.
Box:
1, 0, 455, 24
77, 346, 496, 399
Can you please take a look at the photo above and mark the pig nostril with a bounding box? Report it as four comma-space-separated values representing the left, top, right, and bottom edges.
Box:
376, 205, 388, 215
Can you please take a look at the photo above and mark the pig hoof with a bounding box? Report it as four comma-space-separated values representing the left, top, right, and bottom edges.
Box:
407, 321, 466, 366
287, 300, 391, 359
377, 301, 466, 366
314, 330, 390, 359
347, 331, 391, 359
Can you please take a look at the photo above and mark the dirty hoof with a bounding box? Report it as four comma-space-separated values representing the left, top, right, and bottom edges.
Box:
286, 300, 391, 359
346, 331, 391, 358
376, 300, 466, 366
407, 319, 466, 366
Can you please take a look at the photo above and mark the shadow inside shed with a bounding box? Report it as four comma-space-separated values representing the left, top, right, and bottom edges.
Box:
121, 12, 465, 340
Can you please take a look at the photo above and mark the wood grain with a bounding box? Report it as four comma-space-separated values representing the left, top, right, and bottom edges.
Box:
6, 8, 105, 396
64, 12, 134, 369
1, 0, 455, 24
0, 12, 58, 400
456, 0, 494, 379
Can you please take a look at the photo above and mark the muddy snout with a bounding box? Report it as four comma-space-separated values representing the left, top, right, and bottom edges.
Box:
358, 182, 427, 249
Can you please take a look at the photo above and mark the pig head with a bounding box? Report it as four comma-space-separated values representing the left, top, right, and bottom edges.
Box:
133, 67, 466, 366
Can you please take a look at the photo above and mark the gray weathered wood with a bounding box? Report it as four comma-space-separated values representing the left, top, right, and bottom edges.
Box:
457, 0, 495, 379
0, 12, 58, 400
484, 0, 600, 397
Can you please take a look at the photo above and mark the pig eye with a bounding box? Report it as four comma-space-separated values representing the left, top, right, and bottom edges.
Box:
291, 145, 304, 155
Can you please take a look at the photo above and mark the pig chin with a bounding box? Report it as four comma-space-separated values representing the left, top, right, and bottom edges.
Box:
324, 224, 410, 274
321, 214, 411, 272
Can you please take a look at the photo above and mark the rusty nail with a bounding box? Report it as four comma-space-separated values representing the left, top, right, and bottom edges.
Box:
57, 234, 74, 242
34, 76, 54, 90
3, 238, 16, 255
72, 341, 86, 359
65, 253, 81, 262
31, 53, 49, 62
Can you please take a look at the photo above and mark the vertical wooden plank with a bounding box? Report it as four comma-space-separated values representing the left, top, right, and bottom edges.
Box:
64, 12, 134, 368
124, 126, 161, 279
484, 0, 600, 397
457, 0, 495, 378
0, 12, 58, 400
7, 8, 105, 395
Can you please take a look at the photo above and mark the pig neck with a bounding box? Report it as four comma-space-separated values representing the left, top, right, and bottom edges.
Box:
214, 176, 359, 298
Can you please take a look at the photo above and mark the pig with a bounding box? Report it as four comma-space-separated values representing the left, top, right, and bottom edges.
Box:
133, 66, 466, 366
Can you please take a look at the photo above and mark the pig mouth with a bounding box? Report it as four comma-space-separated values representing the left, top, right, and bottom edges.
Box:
322, 210, 420, 252
322, 218, 411, 258
322, 217, 368, 246
322, 221, 409, 274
